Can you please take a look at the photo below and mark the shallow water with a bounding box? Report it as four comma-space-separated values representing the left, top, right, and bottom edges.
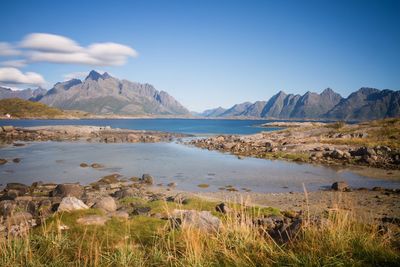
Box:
0, 141, 398, 193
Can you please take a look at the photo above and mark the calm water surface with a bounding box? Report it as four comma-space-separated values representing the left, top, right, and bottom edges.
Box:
0, 119, 274, 135
0, 141, 398, 193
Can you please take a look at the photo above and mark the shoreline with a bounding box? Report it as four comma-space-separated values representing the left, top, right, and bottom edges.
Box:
189, 119, 400, 174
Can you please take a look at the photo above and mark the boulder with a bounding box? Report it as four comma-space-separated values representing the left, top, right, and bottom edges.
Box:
112, 188, 136, 199
92, 196, 117, 212
77, 215, 109, 226
58, 197, 89, 212
170, 209, 221, 232
5, 183, 30, 196
141, 174, 154, 185
51, 183, 83, 198
331, 181, 350, 192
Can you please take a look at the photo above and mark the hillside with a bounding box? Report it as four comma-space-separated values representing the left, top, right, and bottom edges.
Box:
0, 98, 66, 118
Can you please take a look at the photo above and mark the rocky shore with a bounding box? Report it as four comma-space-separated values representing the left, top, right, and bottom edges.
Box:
0, 125, 189, 144
189, 119, 400, 171
1, 171, 399, 240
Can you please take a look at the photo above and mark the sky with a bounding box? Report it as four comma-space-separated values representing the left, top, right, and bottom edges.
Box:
0, 0, 399, 112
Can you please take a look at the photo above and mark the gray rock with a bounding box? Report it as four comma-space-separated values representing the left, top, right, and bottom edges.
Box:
92, 196, 117, 212
51, 183, 83, 198
58, 197, 89, 212
170, 209, 221, 232
112, 188, 136, 199
5, 183, 30, 196
331, 181, 350, 192
141, 174, 154, 185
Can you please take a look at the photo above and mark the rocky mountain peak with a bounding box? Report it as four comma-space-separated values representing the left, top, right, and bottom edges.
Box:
85, 70, 103, 81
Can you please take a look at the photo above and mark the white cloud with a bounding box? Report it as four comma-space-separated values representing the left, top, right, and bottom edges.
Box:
0, 59, 27, 68
0, 67, 46, 86
0, 42, 21, 56
20, 33, 82, 53
19, 33, 138, 66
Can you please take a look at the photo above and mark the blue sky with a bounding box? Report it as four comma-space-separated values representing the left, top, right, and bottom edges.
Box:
0, 0, 399, 111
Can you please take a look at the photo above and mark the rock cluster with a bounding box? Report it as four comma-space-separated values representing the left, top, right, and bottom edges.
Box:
189, 134, 400, 169
0, 125, 189, 144
0, 172, 161, 238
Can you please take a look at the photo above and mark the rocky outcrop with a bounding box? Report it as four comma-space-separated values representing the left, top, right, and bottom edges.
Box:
0, 125, 189, 144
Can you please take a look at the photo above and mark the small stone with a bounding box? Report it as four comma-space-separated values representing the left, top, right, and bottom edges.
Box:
331, 181, 350, 192
91, 163, 104, 169
80, 163, 89, 167
12, 158, 21, 163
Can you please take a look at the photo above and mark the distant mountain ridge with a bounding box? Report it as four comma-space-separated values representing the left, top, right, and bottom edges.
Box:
0, 86, 47, 101
201, 87, 400, 120
37, 70, 189, 115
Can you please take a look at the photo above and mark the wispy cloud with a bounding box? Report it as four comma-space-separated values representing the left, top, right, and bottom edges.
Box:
18, 33, 138, 66
0, 42, 21, 56
0, 59, 27, 68
1, 33, 138, 67
0, 67, 46, 87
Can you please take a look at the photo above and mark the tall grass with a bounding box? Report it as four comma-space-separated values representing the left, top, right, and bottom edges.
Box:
0, 196, 399, 266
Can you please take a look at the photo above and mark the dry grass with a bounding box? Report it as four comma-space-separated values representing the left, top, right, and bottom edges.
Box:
0, 196, 399, 266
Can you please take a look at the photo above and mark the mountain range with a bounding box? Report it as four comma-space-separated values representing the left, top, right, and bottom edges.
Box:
36, 70, 189, 115
1, 71, 399, 120
0, 86, 47, 101
201, 88, 400, 120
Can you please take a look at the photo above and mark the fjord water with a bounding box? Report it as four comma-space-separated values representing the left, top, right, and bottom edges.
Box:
0, 119, 275, 135
1, 141, 399, 193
